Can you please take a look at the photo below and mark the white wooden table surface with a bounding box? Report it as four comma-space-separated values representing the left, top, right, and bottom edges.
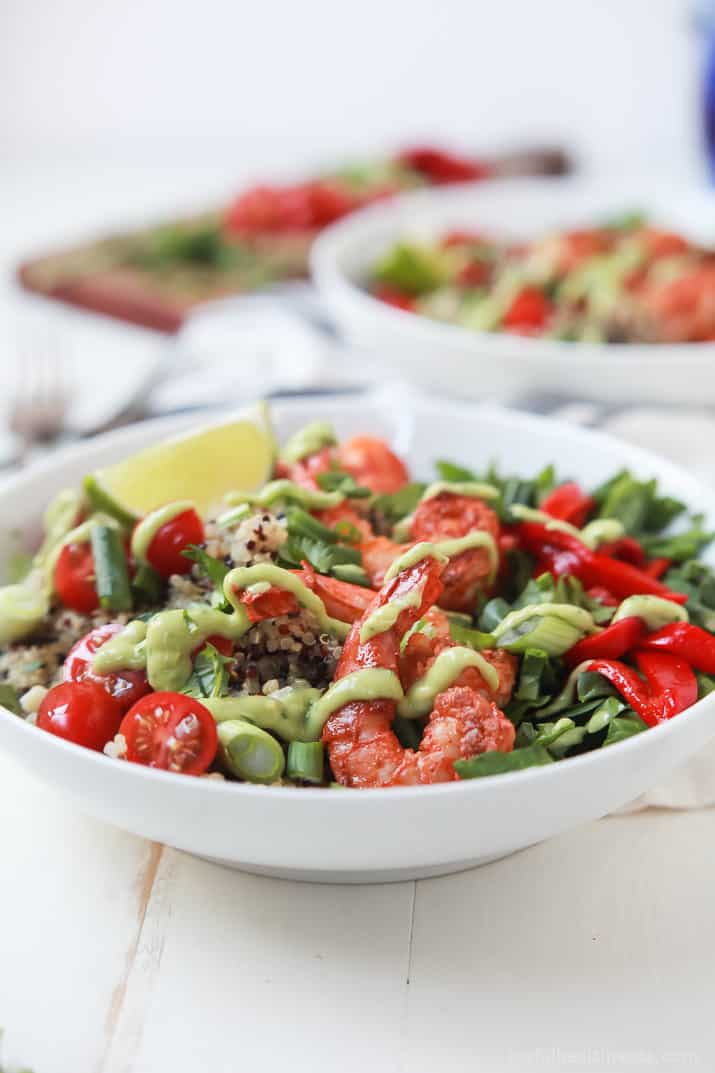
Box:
2, 156, 715, 1073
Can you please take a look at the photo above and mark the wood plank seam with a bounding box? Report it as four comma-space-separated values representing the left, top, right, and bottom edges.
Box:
96, 842, 164, 1073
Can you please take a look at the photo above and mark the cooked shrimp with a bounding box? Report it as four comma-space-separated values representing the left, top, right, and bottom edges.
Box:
640, 264, 715, 343
401, 628, 517, 708
322, 556, 515, 787
409, 492, 501, 612
337, 435, 409, 494
275, 446, 335, 490
296, 563, 374, 624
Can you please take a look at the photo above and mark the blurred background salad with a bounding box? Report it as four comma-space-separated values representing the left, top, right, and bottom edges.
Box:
1, 0, 715, 463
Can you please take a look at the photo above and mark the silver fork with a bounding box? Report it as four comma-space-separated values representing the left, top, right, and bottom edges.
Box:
8, 345, 71, 464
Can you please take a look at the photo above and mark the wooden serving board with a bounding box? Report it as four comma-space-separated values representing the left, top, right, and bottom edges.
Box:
17, 146, 570, 334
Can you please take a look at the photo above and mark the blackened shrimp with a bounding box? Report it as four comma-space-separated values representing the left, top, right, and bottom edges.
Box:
321, 557, 515, 787
409, 492, 501, 612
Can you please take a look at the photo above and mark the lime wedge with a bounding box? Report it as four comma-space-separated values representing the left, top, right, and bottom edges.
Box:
90, 415, 274, 518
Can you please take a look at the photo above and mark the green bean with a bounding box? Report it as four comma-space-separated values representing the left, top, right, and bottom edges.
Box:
90, 525, 132, 611
217, 720, 285, 784
286, 741, 325, 784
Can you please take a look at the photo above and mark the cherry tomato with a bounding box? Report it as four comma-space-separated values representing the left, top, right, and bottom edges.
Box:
53, 542, 99, 613
373, 285, 416, 312
144, 508, 205, 578
119, 692, 218, 775
64, 623, 150, 713
456, 260, 490, 288
502, 288, 552, 332
37, 681, 122, 751
337, 436, 409, 495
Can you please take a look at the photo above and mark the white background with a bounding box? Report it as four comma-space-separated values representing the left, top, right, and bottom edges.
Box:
1, 0, 709, 181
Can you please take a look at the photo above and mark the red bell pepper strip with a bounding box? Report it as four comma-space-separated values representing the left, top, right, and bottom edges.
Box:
599, 536, 646, 568
643, 557, 671, 579
587, 653, 697, 726
564, 617, 645, 667
579, 553, 688, 604
540, 482, 595, 528
517, 523, 687, 604
585, 585, 619, 607
634, 651, 698, 721
639, 622, 715, 674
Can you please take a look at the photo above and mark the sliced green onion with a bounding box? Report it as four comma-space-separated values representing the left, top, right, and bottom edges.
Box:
83, 475, 139, 529
0, 683, 22, 715
217, 720, 285, 783
697, 673, 715, 699
496, 615, 584, 656
514, 648, 551, 702
479, 597, 512, 633
216, 503, 252, 528
585, 696, 626, 735
331, 563, 371, 586
546, 724, 587, 758
90, 525, 132, 611
455, 743, 554, 779
286, 507, 339, 545
448, 621, 495, 650
604, 714, 648, 746
286, 740, 325, 784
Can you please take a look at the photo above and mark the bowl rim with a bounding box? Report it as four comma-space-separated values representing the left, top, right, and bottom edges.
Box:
2, 391, 715, 804
310, 175, 715, 364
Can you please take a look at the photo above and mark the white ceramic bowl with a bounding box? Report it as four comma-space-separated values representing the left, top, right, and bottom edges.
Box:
311, 178, 715, 406
2, 393, 715, 884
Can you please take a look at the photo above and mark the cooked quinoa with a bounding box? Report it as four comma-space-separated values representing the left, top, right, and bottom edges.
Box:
232, 610, 342, 694
0, 606, 134, 692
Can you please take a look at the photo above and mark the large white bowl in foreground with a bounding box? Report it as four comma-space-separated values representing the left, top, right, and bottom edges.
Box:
311, 178, 715, 406
1, 394, 715, 883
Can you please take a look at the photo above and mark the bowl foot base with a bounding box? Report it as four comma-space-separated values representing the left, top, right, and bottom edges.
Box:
191, 850, 520, 884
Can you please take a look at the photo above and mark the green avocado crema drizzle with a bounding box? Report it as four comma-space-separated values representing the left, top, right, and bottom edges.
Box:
420, 480, 500, 502
224, 480, 344, 511
131, 501, 195, 563
385, 533, 499, 582
279, 421, 337, 465
392, 482, 500, 541
612, 595, 688, 630
508, 505, 625, 549
397, 646, 500, 719
205, 685, 324, 742
92, 563, 351, 690
359, 579, 427, 643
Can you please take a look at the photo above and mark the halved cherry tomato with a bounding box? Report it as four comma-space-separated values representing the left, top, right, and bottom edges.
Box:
337, 436, 409, 495
202, 634, 234, 658
37, 680, 122, 751
373, 285, 417, 312
119, 691, 218, 774
63, 623, 150, 713
144, 508, 204, 578
53, 542, 99, 613
456, 260, 491, 288
240, 585, 299, 623
502, 287, 552, 332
